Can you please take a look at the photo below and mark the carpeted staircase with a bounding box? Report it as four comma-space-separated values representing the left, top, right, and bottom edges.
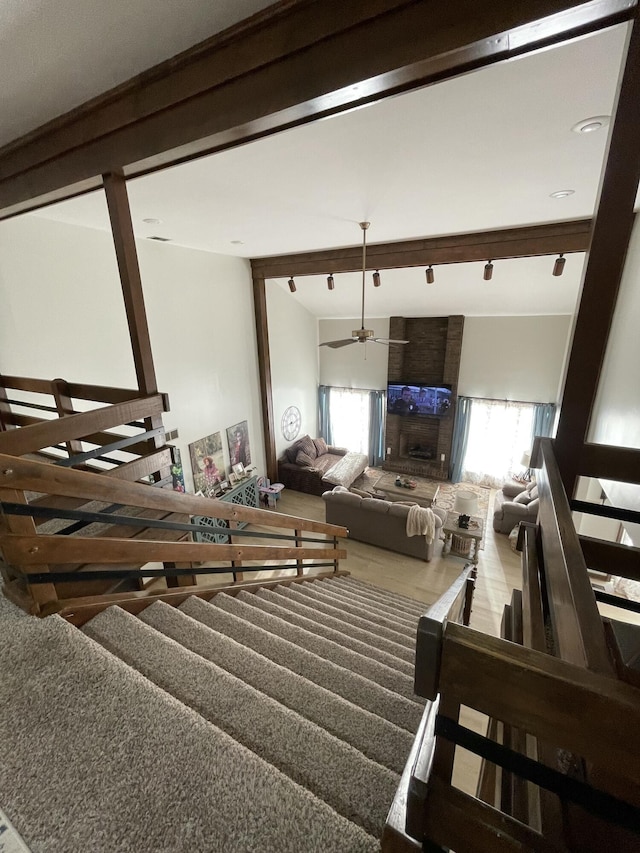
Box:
0, 575, 429, 852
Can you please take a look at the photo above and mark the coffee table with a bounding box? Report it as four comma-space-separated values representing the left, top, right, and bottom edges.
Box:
373, 472, 440, 508
441, 511, 484, 565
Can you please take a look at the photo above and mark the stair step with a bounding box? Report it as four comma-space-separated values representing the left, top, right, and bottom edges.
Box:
83, 606, 397, 837
295, 582, 418, 641
0, 601, 378, 853
255, 587, 413, 674
223, 590, 419, 702
270, 584, 415, 663
180, 595, 423, 732
331, 576, 430, 615
276, 583, 416, 655
140, 600, 414, 774
319, 579, 421, 628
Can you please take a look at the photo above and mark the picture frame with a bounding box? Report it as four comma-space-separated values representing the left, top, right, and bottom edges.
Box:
229, 473, 239, 486
227, 420, 251, 469
189, 431, 225, 495
232, 462, 245, 478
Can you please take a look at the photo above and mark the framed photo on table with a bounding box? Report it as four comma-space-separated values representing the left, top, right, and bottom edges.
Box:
232, 462, 245, 478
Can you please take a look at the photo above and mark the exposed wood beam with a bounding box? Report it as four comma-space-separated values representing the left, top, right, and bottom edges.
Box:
0, 0, 633, 217
252, 276, 277, 482
555, 10, 640, 496
250, 219, 593, 279
103, 171, 159, 398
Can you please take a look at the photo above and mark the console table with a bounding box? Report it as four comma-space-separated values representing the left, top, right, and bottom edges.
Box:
192, 475, 259, 544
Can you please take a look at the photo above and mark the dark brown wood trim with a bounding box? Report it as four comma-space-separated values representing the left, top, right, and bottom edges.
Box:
253, 276, 277, 481
51, 378, 83, 457
251, 220, 593, 279
0, 1, 631, 217
555, 10, 640, 496
580, 536, 640, 581
578, 442, 640, 484
103, 171, 158, 397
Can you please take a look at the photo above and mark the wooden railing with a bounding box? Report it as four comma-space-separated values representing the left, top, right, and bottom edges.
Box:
0, 376, 348, 617
383, 438, 640, 852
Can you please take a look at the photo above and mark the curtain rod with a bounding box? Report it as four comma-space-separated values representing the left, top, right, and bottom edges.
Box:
461, 395, 555, 406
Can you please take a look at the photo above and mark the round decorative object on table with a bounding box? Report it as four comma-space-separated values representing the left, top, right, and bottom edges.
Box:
281, 406, 301, 441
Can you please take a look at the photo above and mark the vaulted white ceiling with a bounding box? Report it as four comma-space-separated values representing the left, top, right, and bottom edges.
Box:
5, 5, 635, 319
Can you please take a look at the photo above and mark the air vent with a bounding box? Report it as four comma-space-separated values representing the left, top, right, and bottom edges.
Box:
147, 235, 171, 242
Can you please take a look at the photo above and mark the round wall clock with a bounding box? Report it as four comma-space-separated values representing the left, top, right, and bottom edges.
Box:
281, 406, 301, 441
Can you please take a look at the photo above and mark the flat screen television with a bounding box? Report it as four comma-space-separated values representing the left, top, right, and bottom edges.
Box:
387, 383, 452, 417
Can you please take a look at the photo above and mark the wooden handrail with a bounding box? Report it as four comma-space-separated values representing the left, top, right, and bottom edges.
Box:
0, 453, 348, 535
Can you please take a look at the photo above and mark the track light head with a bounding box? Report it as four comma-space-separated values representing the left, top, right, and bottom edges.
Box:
553, 254, 566, 276
327, 274, 335, 290
373, 270, 381, 287
484, 260, 494, 281
426, 265, 435, 284
288, 277, 296, 293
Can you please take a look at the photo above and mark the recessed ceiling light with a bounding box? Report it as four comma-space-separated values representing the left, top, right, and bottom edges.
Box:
142, 217, 162, 224
571, 116, 610, 134
550, 190, 575, 199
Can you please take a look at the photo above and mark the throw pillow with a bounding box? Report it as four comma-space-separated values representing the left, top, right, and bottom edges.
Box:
313, 437, 328, 456
529, 486, 539, 500
514, 491, 531, 505
298, 435, 317, 459
296, 450, 316, 468
284, 440, 303, 463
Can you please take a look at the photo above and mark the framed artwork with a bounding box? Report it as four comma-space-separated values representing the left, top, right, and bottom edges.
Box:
170, 447, 186, 493
229, 473, 239, 486
189, 431, 225, 494
232, 462, 245, 478
227, 420, 251, 469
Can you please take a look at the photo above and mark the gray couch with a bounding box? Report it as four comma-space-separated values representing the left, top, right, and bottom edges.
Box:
322, 486, 446, 561
492, 479, 539, 533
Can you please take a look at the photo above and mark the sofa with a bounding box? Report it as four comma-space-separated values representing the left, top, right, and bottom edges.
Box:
323, 486, 447, 561
277, 435, 368, 496
492, 479, 540, 534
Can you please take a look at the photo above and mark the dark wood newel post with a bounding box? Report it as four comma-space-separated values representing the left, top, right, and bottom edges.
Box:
252, 274, 277, 482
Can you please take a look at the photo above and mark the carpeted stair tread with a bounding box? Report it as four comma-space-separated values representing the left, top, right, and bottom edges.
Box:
283, 584, 416, 650
83, 606, 396, 837
331, 576, 429, 615
270, 584, 415, 664
295, 582, 418, 640
218, 590, 419, 702
318, 580, 421, 627
300, 581, 418, 631
0, 608, 378, 853
180, 595, 423, 732
253, 588, 414, 676
140, 600, 414, 774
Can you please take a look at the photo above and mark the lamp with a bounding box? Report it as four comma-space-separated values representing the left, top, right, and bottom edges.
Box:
426, 265, 435, 284
520, 451, 532, 481
327, 274, 335, 290
288, 277, 296, 293
373, 270, 381, 287
484, 261, 494, 281
454, 490, 478, 528
553, 254, 566, 276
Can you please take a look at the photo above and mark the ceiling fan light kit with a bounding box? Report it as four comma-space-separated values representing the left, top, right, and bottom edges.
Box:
319, 221, 409, 349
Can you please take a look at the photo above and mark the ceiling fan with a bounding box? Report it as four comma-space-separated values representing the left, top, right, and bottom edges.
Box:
319, 222, 409, 349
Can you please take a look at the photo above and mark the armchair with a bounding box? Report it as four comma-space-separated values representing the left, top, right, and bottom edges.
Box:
492, 479, 539, 534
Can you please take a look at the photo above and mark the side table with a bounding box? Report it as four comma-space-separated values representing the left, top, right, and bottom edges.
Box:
192, 475, 259, 544
442, 511, 484, 565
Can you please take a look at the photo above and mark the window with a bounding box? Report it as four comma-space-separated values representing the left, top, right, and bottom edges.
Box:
462, 399, 535, 488
327, 387, 370, 454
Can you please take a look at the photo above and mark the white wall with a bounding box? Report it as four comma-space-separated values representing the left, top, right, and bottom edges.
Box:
319, 318, 389, 389
267, 280, 319, 460
0, 215, 264, 492
458, 315, 571, 402
589, 216, 640, 544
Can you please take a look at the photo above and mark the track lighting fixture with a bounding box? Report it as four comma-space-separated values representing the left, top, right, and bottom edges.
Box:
288, 277, 296, 293
327, 274, 335, 290
483, 260, 494, 281
426, 265, 435, 284
373, 270, 381, 287
553, 254, 566, 276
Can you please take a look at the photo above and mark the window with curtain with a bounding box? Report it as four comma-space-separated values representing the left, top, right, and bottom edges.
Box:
462, 399, 535, 488
327, 387, 371, 455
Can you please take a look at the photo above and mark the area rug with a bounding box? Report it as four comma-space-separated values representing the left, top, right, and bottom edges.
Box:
352, 468, 490, 528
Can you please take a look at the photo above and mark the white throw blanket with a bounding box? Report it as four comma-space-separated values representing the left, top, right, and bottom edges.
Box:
406, 505, 436, 544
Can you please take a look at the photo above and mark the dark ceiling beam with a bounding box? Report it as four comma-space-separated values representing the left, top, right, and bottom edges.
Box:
0, 0, 633, 218
250, 219, 593, 279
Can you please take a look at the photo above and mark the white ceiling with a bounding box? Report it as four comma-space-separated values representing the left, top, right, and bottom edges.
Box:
8, 9, 637, 319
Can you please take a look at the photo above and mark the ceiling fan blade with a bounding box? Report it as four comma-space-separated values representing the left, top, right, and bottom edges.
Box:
319, 338, 357, 348
372, 338, 410, 345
